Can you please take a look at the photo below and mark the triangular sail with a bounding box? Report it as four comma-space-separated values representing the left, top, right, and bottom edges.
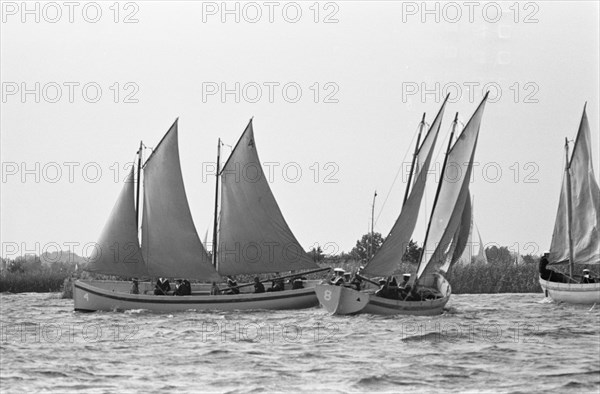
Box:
217, 120, 318, 275
85, 167, 148, 277
443, 193, 473, 273
456, 196, 487, 266
474, 224, 488, 264
363, 98, 447, 276
416, 94, 488, 280
141, 120, 221, 280
550, 106, 600, 265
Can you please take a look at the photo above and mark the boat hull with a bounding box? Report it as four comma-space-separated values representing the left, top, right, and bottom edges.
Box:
315, 273, 451, 316
73, 280, 321, 312
539, 276, 600, 304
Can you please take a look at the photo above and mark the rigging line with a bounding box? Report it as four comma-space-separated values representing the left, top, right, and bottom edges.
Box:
373, 122, 421, 228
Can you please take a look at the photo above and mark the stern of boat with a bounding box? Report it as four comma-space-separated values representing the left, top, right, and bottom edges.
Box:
539, 276, 600, 304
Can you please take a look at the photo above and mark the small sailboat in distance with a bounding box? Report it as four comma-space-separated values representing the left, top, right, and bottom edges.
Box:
539, 104, 600, 304
74, 119, 327, 312
455, 195, 488, 266
316, 93, 490, 315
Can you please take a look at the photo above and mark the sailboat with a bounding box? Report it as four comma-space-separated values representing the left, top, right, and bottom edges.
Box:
73, 119, 326, 312
539, 104, 600, 304
316, 93, 489, 315
455, 196, 488, 266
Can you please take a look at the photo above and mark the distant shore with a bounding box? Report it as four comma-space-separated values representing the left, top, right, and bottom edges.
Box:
0, 260, 545, 297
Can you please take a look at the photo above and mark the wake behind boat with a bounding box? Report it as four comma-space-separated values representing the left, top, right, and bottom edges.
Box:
539, 104, 600, 304
74, 119, 326, 312
317, 93, 490, 315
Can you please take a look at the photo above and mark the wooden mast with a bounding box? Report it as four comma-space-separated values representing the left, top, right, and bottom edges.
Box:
212, 138, 221, 269
369, 190, 377, 261
404, 113, 426, 206
414, 112, 458, 286
135, 141, 143, 227
564, 137, 575, 279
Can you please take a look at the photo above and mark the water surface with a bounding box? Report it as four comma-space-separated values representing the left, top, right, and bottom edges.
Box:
1, 293, 599, 393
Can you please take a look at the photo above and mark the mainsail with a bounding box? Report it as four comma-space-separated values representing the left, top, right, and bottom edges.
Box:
416, 93, 489, 280
362, 98, 448, 276
141, 120, 221, 280
217, 120, 318, 275
549, 105, 600, 266
85, 167, 148, 277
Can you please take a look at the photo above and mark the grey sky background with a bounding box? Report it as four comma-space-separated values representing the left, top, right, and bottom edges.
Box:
1, 1, 598, 259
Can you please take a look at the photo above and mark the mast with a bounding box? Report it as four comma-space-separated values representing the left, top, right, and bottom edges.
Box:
212, 138, 221, 268
564, 137, 575, 279
368, 190, 377, 261
415, 112, 459, 285
135, 140, 143, 227
404, 113, 426, 206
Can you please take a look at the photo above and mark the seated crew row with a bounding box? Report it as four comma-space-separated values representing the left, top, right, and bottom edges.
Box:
215, 275, 305, 294
135, 274, 307, 296
538, 251, 597, 284
328, 268, 441, 301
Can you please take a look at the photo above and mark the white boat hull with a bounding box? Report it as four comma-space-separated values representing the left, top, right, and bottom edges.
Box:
539, 276, 600, 304
73, 280, 321, 312
315, 273, 451, 316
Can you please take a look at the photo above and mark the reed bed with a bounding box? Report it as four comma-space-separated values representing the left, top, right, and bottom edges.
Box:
1, 258, 549, 295
0, 271, 70, 293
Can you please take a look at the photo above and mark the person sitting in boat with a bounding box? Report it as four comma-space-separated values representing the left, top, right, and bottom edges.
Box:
344, 272, 351, 283
582, 269, 596, 284
182, 279, 192, 295
539, 251, 568, 283
154, 277, 171, 295
254, 277, 265, 293
267, 277, 284, 292
330, 268, 346, 286
174, 279, 192, 296
291, 276, 304, 290
398, 274, 412, 299
349, 269, 363, 291
210, 281, 220, 295
226, 276, 240, 294
375, 279, 387, 297
376, 278, 397, 299
130, 278, 139, 295
173, 279, 184, 295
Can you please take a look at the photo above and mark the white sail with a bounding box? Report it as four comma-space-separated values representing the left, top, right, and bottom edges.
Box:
363, 98, 448, 276
85, 167, 148, 277
417, 94, 489, 280
141, 120, 221, 280
474, 224, 488, 264
217, 120, 318, 275
550, 106, 600, 265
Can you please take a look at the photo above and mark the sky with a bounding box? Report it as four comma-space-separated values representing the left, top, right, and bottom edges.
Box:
1, 1, 599, 260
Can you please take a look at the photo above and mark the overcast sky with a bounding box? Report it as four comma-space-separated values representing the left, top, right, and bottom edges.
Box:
1, 1, 598, 260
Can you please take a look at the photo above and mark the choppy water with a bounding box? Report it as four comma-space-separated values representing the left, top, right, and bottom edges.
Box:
1, 293, 599, 393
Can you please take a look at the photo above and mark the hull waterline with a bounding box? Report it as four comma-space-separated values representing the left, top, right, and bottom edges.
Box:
73, 280, 321, 312
539, 276, 600, 304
